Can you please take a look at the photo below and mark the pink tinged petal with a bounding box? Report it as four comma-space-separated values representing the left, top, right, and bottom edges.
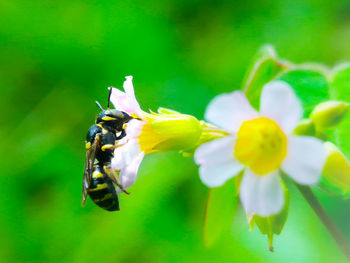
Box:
205, 91, 258, 132
112, 138, 131, 170
239, 169, 284, 217
122, 139, 142, 163
123, 76, 142, 114
260, 80, 303, 134
199, 159, 244, 187
125, 119, 145, 139
123, 76, 136, 100
111, 147, 126, 171
110, 88, 135, 114
119, 152, 145, 189
282, 136, 327, 185
111, 139, 142, 170
194, 136, 236, 165
109, 76, 142, 115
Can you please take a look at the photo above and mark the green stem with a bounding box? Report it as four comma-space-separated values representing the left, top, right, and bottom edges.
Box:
295, 183, 350, 261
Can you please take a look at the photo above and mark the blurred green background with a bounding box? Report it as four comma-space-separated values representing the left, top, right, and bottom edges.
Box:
1, 0, 350, 262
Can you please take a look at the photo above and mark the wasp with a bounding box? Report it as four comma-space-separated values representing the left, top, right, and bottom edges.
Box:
82, 88, 132, 211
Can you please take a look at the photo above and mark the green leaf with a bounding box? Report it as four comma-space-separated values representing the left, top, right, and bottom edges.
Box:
329, 64, 350, 158
251, 44, 277, 62
252, 179, 289, 251
243, 45, 288, 109
203, 178, 238, 247
278, 69, 330, 117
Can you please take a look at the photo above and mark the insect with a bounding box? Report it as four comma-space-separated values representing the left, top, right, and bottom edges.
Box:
82, 88, 132, 211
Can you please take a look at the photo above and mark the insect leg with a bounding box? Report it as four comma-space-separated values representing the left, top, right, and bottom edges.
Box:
116, 129, 126, 140
103, 164, 130, 195
100, 143, 126, 152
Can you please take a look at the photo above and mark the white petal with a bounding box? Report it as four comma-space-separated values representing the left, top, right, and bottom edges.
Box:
260, 80, 302, 134
112, 139, 142, 170
110, 88, 133, 113
239, 169, 284, 217
125, 119, 145, 139
123, 76, 142, 114
122, 140, 142, 163
123, 76, 136, 98
110, 76, 142, 115
205, 91, 258, 132
194, 136, 236, 165
199, 159, 244, 187
112, 147, 126, 171
119, 152, 145, 189
282, 136, 327, 185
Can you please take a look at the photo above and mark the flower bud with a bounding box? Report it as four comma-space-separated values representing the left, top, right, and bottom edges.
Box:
310, 101, 349, 129
321, 142, 350, 198
293, 119, 316, 136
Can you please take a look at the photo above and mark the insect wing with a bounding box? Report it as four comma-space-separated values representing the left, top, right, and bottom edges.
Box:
81, 134, 100, 206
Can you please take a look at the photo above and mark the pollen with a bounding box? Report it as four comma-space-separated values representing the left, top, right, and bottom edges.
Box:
234, 117, 287, 175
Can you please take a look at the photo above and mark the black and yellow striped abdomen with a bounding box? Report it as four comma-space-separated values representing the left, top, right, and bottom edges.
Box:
88, 165, 119, 211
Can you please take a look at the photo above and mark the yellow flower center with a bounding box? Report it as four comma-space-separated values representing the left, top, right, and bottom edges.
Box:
234, 117, 287, 175
138, 121, 159, 154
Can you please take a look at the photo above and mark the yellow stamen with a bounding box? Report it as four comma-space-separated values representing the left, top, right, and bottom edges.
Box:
138, 121, 161, 154
234, 117, 287, 175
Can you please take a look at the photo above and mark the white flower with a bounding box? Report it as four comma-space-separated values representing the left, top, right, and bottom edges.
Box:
110, 76, 145, 190
110, 76, 202, 190
194, 81, 327, 217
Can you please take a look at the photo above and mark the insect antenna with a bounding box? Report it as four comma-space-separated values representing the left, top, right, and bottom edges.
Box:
96, 101, 104, 111
107, 87, 113, 109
